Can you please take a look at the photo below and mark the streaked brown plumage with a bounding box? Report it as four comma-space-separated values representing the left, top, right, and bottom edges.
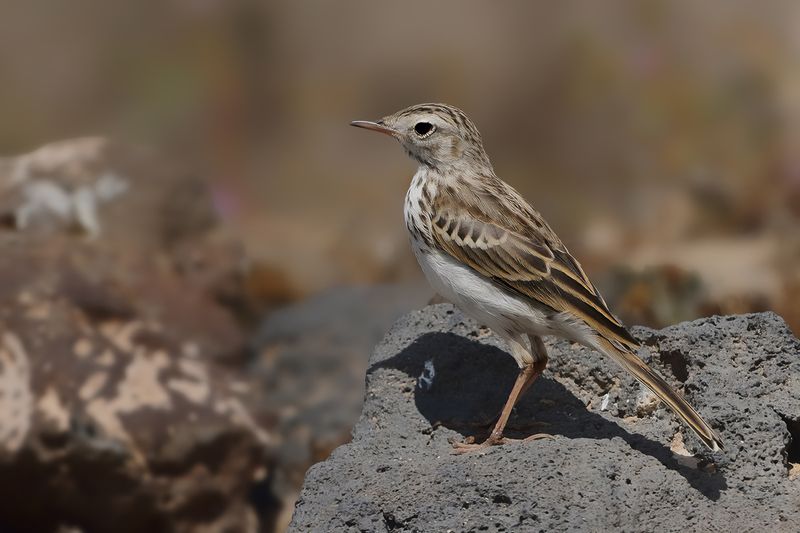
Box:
352, 103, 723, 453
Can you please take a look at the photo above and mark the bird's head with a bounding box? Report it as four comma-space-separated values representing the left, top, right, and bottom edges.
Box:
351, 103, 492, 171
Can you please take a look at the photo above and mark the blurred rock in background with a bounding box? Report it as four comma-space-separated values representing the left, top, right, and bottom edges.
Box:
0, 140, 271, 532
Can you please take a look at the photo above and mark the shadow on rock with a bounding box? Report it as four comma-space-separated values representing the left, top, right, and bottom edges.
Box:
370, 331, 727, 500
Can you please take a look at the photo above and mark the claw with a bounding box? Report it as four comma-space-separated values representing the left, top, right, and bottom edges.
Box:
522, 433, 554, 442
451, 438, 498, 455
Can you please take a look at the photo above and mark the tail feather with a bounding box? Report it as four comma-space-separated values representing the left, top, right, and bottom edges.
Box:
594, 337, 723, 452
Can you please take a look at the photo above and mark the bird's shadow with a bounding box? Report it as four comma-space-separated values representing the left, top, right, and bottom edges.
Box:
369, 332, 727, 500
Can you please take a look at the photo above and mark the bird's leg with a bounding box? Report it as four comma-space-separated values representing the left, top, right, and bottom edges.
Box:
452, 364, 538, 453
449, 336, 547, 432
504, 335, 553, 439
482, 336, 549, 427
517, 335, 548, 399
452, 334, 550, 454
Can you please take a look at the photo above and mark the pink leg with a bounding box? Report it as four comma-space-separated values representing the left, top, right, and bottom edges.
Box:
452, 335, 550, 454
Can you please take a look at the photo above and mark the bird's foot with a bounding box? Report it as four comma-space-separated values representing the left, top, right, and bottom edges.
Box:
451, 433, 503, 454
450, 431, 554, 455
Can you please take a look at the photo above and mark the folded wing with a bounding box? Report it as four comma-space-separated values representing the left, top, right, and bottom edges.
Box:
429, 209, 639, 352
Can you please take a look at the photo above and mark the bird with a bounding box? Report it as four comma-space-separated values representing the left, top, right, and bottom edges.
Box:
350, 103, 723, 453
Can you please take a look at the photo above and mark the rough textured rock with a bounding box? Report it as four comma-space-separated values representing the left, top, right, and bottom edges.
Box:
0, 247, 271, 532
291, 305, 800, 532
0, 140, 272, 532
248, 284, 431, 530
0, 311, 268, 533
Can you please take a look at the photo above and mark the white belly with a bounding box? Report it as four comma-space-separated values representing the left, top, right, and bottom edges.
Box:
413, 244, 551, 337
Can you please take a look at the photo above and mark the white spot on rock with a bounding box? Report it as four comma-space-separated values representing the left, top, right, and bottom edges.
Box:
635, 387, 659, 416
214, 397, 270, 445
168, 379, 209, 404
100, 321, 142, 353
178, 358, 206, 382
37, 387, 70, 433
167, 358, 211, 404
85, 350, 172, 445
670, 431, 701, 469
7, 136, 128, 238
79, 371, 109, 401
94, 172, 128, 201
0, 333, 32, 453
73, 338, 93, 359
600, 393, 610, 411
417, 359, 436, 391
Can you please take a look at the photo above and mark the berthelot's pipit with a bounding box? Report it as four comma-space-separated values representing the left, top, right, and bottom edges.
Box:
351, 103, 723, 453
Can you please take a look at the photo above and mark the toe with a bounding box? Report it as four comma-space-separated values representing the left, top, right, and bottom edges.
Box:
522, 433, 554, 442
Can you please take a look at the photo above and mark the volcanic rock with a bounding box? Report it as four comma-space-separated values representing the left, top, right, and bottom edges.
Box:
291, 305, 800, 532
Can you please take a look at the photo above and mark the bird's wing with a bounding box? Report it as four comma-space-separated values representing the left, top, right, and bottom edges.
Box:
429, 209, 639, 351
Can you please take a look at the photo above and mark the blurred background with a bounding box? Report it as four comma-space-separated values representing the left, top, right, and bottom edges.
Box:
0, 1, 798, 531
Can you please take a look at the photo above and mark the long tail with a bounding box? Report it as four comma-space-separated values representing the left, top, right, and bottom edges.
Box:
594, 337, 723, 452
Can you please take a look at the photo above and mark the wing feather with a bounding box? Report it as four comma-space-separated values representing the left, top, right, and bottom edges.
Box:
430, 210, 638, 351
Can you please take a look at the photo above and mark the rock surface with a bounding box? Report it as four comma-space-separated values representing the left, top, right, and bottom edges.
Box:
0, 304, 268, 533
0, 273, 268, 533
248, 284, 431, 529
291, 305, 800, 532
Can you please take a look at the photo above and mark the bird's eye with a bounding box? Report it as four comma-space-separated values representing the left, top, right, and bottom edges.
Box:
414, 122, 435, 137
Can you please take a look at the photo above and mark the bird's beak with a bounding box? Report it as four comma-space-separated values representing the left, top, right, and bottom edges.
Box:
350, 120, 397, 137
